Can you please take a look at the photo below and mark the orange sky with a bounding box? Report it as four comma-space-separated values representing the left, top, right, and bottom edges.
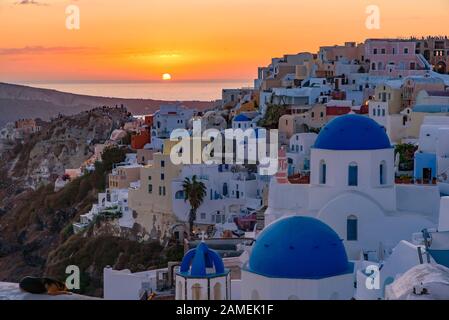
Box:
1, 0, 449, 82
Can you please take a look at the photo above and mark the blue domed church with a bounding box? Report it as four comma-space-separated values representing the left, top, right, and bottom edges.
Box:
266, 114, 439, 261
241, 216, 354, 300
176, 240, 231, 300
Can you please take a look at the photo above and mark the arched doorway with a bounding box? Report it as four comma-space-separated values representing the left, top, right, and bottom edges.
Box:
213, 283, 222, 300
177, 281, 184, 300
192, 283, 202, 300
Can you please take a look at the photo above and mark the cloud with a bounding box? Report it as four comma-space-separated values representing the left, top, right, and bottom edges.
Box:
0, 46, 94, 55
15, 0, 48, 6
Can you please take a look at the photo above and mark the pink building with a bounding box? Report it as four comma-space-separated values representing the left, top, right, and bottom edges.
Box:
318, 42, 365, 63
365, 39, 429, 77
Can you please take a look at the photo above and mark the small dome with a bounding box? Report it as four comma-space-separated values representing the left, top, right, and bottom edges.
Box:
233, 114, 251, 122
314, 114, 391, 150
179, 242, 226, 277
248, 216, 352, 279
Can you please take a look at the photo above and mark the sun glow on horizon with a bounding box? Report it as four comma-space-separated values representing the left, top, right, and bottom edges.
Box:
1, 0, 449, 82
162, 73, 172, 81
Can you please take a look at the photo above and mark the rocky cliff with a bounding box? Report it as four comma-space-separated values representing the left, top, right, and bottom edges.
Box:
0, 108, 183, 297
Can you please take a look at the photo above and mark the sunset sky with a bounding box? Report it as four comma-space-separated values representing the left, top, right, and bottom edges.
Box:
1, 0, 449, 82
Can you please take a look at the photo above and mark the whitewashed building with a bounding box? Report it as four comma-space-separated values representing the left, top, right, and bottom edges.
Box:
286, 133, 317, 176
73, 188, 134, 233
152, 104, 195, 139
171, 164, 264, 227
265, 114, 440, 261
239, 216, 355, 300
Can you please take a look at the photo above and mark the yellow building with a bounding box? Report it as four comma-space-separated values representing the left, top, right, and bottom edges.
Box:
108, 165, 141, 189
128, 141, 183, 242
373, 83, 403, 114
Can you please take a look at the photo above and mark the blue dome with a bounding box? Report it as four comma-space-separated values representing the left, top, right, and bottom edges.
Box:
233, 114, 251, 122
314, 114, 391, 150
179, 242, 227, 277
248, 216, 352, 279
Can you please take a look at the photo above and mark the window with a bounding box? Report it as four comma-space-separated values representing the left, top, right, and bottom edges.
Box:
372, 108, 376, 116
161, 160, 165, 167
200, 212, 206, 220
380, 161, 387, 185
410, 62, 416, 70
159, 186, 162, 195
161, 173, 165, 180
175, 190, 184, 199
148, 184, 153, 194
373, 48, 378, 54
347, 215, 358, 241
348, 162, 358, 186
162, 186, 166, 196
381, 48, 386, 54
222, 183, 228, 196
319, 160, 327, 184
148, 176, 152, 180
371, 62, 376, 71
404, 48, 409, 54
382, 109, 385, 117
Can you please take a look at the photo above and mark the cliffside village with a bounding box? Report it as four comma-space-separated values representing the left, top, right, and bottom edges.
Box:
3, 36, 449, 300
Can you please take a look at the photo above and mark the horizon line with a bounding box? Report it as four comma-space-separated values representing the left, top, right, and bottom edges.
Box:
3, 79, 254, 85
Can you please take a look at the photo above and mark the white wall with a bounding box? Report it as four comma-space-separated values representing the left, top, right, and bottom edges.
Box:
240, 270, 354, 300
103, 268, 158, 300
176, 275, 230, 300
309, 149, 396, 211
439, 197, 449, 231
396, 184, 440, 217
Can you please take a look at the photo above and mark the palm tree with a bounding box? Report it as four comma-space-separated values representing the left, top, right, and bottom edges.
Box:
182, 175, 207, 237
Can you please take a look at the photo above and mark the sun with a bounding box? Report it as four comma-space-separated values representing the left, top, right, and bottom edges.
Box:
162, 73, 172, 81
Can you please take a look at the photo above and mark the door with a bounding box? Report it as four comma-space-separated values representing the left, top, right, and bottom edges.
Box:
423, 168, 432, 183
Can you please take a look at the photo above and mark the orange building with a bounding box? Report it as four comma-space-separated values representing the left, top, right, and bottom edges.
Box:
131, 128, 151, 150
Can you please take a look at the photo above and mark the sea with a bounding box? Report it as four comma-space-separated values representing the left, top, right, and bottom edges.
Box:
21, 80, 254, 101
